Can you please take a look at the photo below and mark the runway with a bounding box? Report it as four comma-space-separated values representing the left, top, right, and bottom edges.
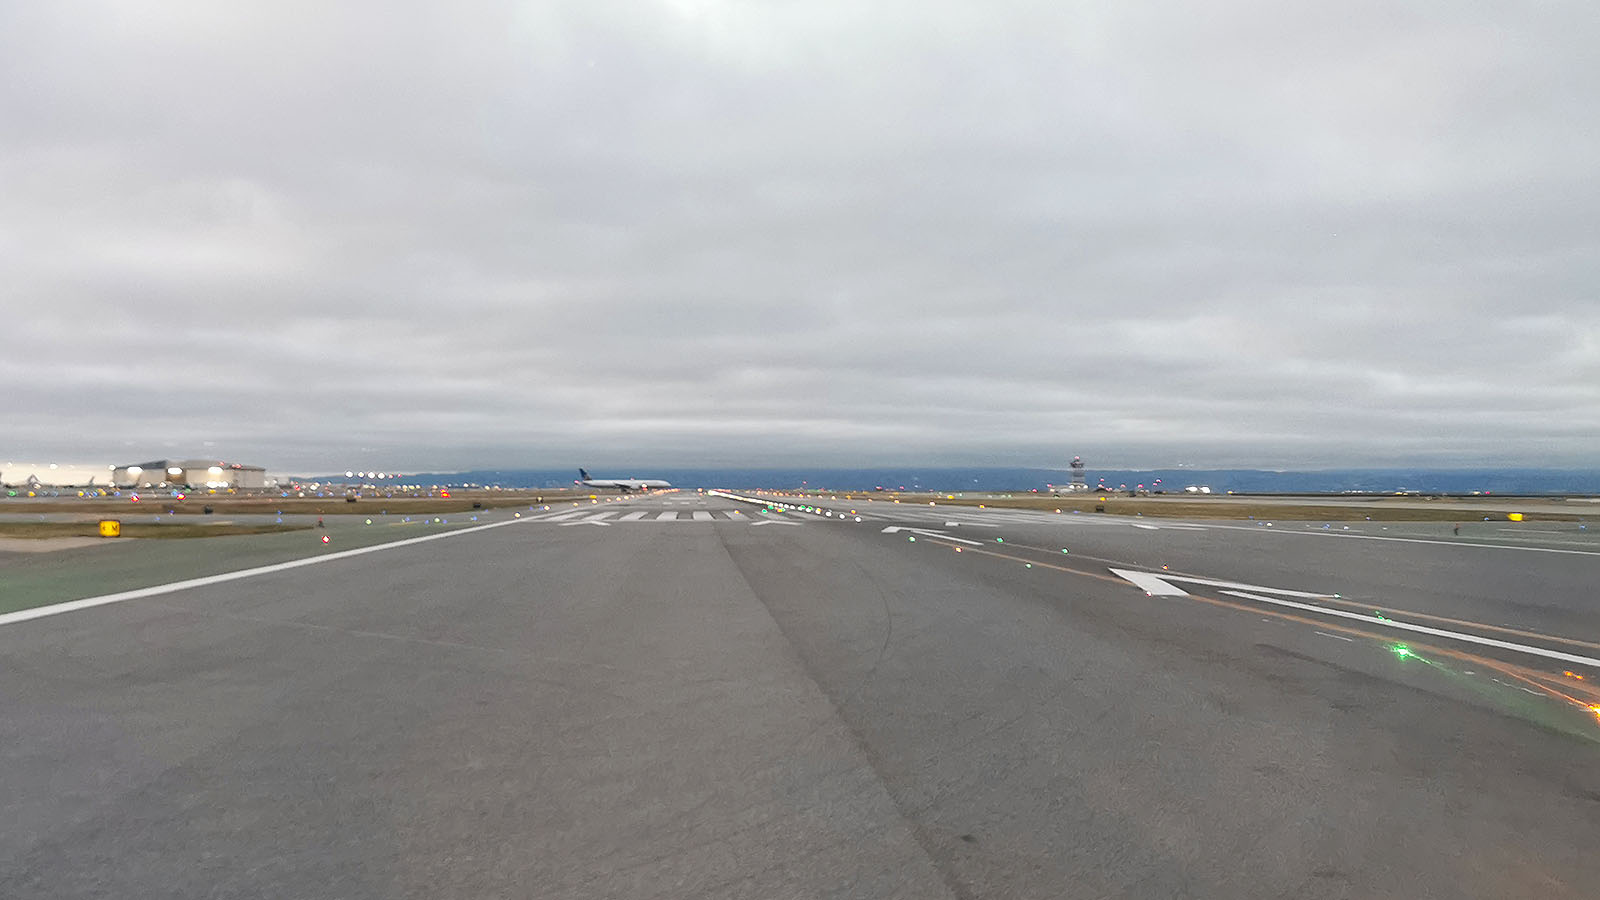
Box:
2, 492, 1597, 898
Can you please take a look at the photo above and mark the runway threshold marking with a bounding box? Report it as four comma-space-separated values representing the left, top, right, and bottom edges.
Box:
0, 516, 535, 629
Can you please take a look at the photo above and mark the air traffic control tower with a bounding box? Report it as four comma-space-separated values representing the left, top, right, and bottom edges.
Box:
1052, 457, 1089, 494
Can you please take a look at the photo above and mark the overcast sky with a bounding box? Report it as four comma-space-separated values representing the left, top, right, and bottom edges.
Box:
4, 1, 1596, 472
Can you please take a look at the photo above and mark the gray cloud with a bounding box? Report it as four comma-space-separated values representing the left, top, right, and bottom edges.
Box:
4, 1, 1597, 471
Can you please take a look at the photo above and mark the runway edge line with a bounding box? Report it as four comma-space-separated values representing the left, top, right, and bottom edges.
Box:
0, 517, 533, 628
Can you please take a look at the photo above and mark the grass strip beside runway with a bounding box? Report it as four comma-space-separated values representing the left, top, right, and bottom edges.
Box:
0, 522, 312, 539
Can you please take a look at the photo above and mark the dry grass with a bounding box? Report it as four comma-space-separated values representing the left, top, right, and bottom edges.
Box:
0, 522, 312, 539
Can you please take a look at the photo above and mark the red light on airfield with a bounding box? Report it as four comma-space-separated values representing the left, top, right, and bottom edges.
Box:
440, 490, 451, 498
321, 535, 331, 544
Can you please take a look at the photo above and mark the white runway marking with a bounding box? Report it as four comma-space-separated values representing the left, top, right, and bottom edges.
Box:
692, 511, 714, 521
1315, 631, 1355, 642
1157, 573, 1329, 599
1194, 522, 1600, 557
543, 509, 605, 522
1219, 590, 1600, 669
0, 516, 534, 629
881, 526, 983, 546
515, 510, 572, 521
618, 511, 650, 521
1108, 568, 1191, 596
653, 511, 679, 521
1108, 569, 1331, 599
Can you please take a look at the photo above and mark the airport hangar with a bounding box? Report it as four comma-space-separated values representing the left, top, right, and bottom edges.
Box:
112, 460, 268, 490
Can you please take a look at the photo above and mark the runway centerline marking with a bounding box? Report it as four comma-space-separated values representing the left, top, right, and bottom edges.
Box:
0, 516, 536, 629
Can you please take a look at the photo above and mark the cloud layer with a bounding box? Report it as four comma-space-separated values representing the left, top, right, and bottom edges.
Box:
5, 1, 1596, 470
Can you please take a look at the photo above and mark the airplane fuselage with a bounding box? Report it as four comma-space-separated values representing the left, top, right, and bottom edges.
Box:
577, 469, 671, 492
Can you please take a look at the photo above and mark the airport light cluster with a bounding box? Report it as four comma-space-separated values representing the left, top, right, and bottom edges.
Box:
707, 490, 863, 522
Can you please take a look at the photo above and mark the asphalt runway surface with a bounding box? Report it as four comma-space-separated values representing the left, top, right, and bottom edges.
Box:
2, 493, 1597, 898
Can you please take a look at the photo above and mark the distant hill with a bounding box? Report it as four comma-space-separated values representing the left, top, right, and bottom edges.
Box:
304, 467, 1600, 495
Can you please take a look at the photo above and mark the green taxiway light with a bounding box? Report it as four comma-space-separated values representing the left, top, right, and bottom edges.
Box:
1391, 644, 1413, 659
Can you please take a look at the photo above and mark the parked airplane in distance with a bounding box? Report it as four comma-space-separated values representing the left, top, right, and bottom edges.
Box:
577, 468, 672, 492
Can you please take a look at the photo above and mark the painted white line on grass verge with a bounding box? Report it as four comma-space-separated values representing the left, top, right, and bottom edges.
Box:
0, 517, 532, 629
1219, 590, 1600, 669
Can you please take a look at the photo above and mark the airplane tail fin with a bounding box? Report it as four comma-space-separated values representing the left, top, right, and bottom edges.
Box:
579, 468, 591, 481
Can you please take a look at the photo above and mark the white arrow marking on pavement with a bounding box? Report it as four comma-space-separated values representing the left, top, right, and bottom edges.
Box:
881, 526, 983, 546
558, 518, 611, 527
1108, 568, 1191, 596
